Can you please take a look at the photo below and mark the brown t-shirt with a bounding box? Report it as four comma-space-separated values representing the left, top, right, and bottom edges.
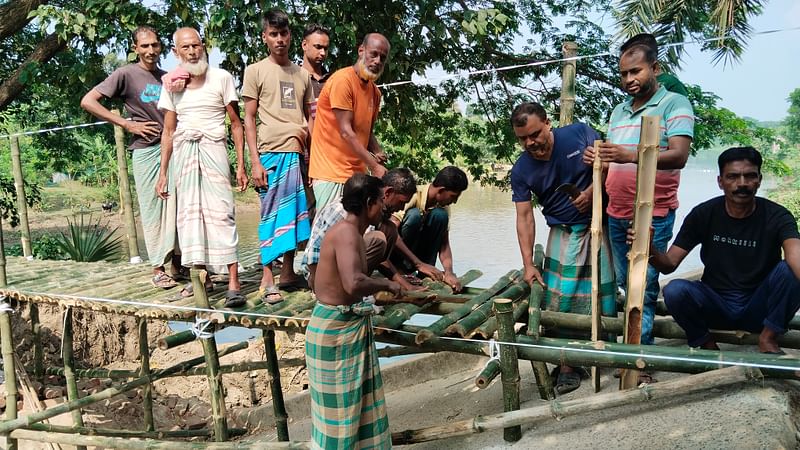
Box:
94, 63, 166, 149
241, 59, 314, 153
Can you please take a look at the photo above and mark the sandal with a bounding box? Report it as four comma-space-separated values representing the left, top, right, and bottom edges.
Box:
224, 290, 247, 308
168, 282, 213, 301
551, 366, 582, 395
152, 272, 178, 289
259, 285, 284, 305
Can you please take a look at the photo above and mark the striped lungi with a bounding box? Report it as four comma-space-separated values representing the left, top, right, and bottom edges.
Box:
172, 129, 238, 267
542, 224, 616, 316
312, 180, 344, 216
257, 152, 310, 265
131, 144, 178, 267
306, 302, 391, 450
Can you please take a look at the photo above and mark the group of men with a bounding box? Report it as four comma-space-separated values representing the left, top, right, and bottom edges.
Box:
512, 33, 800, 395
81, 14, 800, 448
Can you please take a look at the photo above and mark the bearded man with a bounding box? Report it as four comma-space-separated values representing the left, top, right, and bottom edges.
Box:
155, 27, 248, 307
308, 33, 391, 212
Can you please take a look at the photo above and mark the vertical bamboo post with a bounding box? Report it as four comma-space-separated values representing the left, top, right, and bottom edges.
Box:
191, 267, 228, 441
620, 116, 661, 390
558, 41, 578, 126
0, 215, 6, 287
137, 317, 155, 432
61, 307, 87, 450
527, 247, 554, 400
30, 303, 43, 382
590, 139, 604, 393
10, 136, 32, 259
112, 110, 141, 264
494, 298, 521, 442
262, 329, 289, 441
0, 297, 18, 450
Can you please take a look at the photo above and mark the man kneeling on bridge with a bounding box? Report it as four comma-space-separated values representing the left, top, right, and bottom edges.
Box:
639, 147, 800, 354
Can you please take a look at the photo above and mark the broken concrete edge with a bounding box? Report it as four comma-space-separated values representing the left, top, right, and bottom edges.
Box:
231, 350, 485, 431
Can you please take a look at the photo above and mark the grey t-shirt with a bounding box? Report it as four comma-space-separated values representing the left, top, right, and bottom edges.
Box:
94, 64, 166, 149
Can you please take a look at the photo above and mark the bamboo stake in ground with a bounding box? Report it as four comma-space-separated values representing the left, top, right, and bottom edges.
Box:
621, 115, 661, 390
0, 215, 6, 287
494, 298, 521, 442
391, 365, 761, 445
559, 41, 578, 126
192, 268, 229, 441
590, 138, 604, 393
1, 299, 19, 450
138, 317, 155, 432
61, 306, 87, 450
9, 136, 32, 258
263, 329, 289, 441
30, 302, 44, 382
112, 109, 141, 263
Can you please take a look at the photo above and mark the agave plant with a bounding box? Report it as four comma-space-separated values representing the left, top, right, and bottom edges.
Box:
55, 214, 121, 262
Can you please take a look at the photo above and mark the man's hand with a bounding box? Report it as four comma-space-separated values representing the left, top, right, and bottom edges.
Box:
370, 163, 387, 179
598, 142, 636, 164
155, 174, 169, 200
396, 276, 428, 292
236, 167, 248, 192
372, 150, 388, 164
251, 162, 267, 188
385, 280, 403, 298
126, 120, 161, 138
582, 145, 596, 166
416, 262, 444, 281
444, 271, 462, 293
626, 225, 655, 246
523, 265, 545, 286
571, 189, 591, 214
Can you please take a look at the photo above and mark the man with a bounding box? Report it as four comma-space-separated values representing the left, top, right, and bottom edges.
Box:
624, 33, 689, 97
301, 23, 331, 116
391, 166, 468, 292
583, 33, 694, 355
510, 102, 616, 394
155, 27, 248, 306
644, 147, 800, 355
242, 9, 314, 304
301, 168, 419, 291
305, 173, 403, 450
308, 33, 390, 212
80, 26, 182, 289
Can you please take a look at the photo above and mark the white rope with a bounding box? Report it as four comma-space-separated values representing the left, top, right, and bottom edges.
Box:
0, 298, 13, 314
1, 26, 797, 140
191, 317, 214, 340
477, 338, 502, 375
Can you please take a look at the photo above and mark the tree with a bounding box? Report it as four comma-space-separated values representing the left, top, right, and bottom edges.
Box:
784, 88, 800, 145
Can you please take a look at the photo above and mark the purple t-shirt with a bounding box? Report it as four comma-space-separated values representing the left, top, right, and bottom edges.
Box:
511, 123, 599, 226
94, 64, 166, 149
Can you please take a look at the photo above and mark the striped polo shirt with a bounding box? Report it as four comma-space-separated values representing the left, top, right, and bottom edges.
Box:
605, 85, 694, 219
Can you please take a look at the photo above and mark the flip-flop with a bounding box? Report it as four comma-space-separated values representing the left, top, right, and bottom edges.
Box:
259, 285, 284, 305
278, 278, 309, 292
167, 282, 212, 302
151, 272, 178, 289
637, 371, 658, 385
555, 370, 581, 395
224, 290, 247, 308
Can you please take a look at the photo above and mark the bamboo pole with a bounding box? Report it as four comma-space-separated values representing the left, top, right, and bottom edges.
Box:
112, 109, 141, 264
494, 298, 521, 442
24, 422, 247, 438
192, 267, 228, 441
157, 329, 196, 350
621, 115, 661, 390
263, 329, 290, 441
391, 365, 760, 445
137, 317, 154, 432
475, 359, 500, 389
30, 303, 43, 382
9, 136, 32, 258
0, 215, 6, 287
0, 299, 19, 450
415, 270, 519, 344
60, 306, 87, 450
590, 138, 603, 393
13, 353, 61, 450
525, 281, 554, 400
446, 281, 529, 337
558, 41, 578, 126
9, 429, 310, 449
472, 297, 528, 339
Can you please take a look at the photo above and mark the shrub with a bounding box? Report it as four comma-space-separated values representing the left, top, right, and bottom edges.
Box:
55, 214, 121, 262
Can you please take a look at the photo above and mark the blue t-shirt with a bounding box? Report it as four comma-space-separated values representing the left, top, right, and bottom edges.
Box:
510, 122, 599, 226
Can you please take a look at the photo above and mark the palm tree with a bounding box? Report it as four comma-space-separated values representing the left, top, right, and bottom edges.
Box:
613, 0, 767, 68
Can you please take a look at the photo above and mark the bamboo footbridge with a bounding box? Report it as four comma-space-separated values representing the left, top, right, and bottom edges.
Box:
1, 249, 800, 449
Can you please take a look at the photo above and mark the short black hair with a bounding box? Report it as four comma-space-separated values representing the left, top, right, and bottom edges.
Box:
262, 8, 289, 31
510, 102, 547, 127
303, 23, 330, 39
620, 33, 658, 64
718, 146, 763, 174
432, 166, 468, 192
133, 26, 159, 45
382, 168, 417, 197
342, 174, 384, 215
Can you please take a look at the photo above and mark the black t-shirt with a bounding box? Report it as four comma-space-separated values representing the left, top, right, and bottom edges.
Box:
673, 196, 800, 291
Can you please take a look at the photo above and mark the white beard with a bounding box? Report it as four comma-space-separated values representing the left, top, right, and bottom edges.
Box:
180, 58, 209, 77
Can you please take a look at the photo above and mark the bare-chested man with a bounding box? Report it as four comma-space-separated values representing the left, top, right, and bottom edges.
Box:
305, 173, 401, 449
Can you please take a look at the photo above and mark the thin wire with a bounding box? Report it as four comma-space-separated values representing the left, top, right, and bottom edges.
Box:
2, 25, 798, 140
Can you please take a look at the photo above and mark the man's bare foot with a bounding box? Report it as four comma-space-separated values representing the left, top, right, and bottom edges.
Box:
700, 340, 720, 351
758, 327, 784, 354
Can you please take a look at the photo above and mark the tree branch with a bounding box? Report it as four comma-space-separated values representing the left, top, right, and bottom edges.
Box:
0, 32, 65, 110
0, 0, 47, 41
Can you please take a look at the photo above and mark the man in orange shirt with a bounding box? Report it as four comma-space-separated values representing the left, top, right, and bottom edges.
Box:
308, 33, 390, 212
